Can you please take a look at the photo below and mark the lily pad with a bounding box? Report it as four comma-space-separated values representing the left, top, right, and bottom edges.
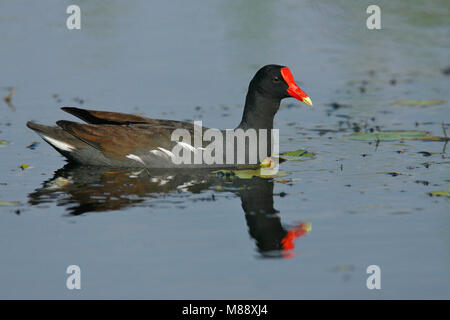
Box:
391, 99, 446, 106
346, 130, 429, 141
212, 168, 289, 179
278, 149, 315, 160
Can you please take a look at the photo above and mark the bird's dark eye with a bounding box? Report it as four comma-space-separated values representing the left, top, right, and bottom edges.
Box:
272, 76, 281, 83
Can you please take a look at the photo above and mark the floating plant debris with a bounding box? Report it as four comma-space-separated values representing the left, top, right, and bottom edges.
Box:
0, 140, 11, 146
278, 149, 315, 160
428, 190, 450, 198
19, 163, 32, 170
212, 168, 289, 179
26, 141, 40, 150
347, 130, 430, 141
4, 87, 15, 103
0, 201, 20, 206
391, 99, 446, 106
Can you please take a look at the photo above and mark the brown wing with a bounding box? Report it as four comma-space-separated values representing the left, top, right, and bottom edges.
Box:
56, 120, 190, 159
61, 107, 187, 126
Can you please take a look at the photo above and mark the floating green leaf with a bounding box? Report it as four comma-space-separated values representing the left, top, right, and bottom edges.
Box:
212, 168, 289, 179
428, 190, 450, 198
278, 149, 315, 160
279, 149, 314, 157
346, 130, 430, 141
0, 201, 20, 206
19, 163, 32, 170
0, 140, 11, 146
391, 99, 446, 106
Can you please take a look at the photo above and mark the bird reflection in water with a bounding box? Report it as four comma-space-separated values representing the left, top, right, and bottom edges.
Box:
28, 165, 311, 258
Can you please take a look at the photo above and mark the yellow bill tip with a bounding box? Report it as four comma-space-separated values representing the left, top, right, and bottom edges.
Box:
302, 222, 312, 232
260, 157, 276, 168
302, 97, 313, 107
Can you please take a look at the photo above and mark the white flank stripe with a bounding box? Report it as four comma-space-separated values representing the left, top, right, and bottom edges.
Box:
178, 142, 197, 153
176, 180, 197, 191
150, 150, 167, 158
158, 179, 170, 186
157, 147, 174, 158
126, 154, 145, 165
42, 135, 75, 152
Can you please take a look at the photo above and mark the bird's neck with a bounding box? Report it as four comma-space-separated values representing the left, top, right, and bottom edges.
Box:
237, 89, 280, 131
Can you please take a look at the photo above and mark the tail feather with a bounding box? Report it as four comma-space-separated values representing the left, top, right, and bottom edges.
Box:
27, 121, 115, 166
26, 121, 84, 153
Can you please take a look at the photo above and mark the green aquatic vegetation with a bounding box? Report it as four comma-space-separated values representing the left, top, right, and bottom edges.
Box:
212, 148, 315, 179
391, 99, 446, 106
19, 163, 32, 170
0, 140, 11, 146
277, 149, 315, 161
347, 129, 449, 142
415, 136, 450, 142
0, 201, 20, 206
347, 130, 430, 141
213, 168, 290, 179
428, 190, 450, 198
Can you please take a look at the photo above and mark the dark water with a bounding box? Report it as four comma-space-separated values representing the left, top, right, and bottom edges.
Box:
1, 1, 449, 299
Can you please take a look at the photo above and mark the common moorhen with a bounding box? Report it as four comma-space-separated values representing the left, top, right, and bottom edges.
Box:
27, 64, 312, 168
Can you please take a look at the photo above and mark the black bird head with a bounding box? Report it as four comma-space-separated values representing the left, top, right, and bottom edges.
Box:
248, 64, 312, 106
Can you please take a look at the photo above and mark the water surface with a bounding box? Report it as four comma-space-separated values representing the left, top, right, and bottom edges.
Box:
0, 0, 449, 299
